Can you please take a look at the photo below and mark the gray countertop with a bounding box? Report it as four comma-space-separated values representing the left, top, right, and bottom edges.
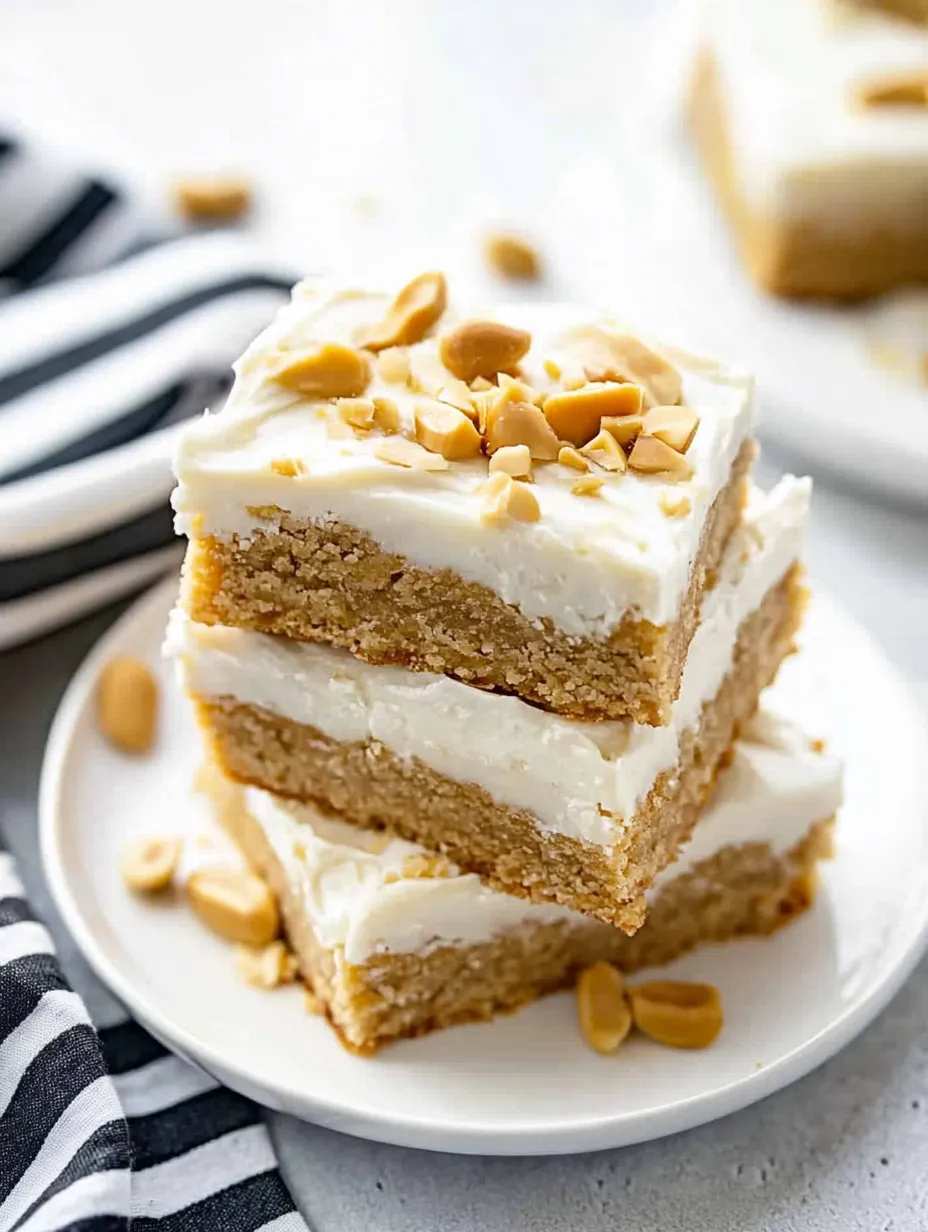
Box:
2, 450, 926, 1230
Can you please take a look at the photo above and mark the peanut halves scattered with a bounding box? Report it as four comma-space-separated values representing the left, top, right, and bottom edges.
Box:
186, 866, 280, 946
120, 836, 181, 893
97, 657, 159, 754
576, 963, 723, 1054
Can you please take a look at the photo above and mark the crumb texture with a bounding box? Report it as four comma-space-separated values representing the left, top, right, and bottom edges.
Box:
214, 774, 831, 1053
193, 566, 804, 930
183, 442, 753, 725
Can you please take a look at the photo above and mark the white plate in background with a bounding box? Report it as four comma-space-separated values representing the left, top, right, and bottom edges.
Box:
39, 576, 928, 1155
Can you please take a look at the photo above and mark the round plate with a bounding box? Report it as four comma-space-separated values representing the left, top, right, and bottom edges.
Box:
40, 575, 928, 1155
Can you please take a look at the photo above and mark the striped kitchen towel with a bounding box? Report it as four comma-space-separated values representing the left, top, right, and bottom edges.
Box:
0, 131, 293, 650
0, 849, 309, 1232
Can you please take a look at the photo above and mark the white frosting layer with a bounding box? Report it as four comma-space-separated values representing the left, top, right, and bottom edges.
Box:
236, 702, 841, 965
172, 280, 754, 634
706, 0, 928, 220
167, 477, 809, 849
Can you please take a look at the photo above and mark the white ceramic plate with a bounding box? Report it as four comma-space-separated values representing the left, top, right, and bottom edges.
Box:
40, 575, 928, 1156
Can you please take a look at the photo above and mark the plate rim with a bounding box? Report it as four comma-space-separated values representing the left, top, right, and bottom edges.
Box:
39, 574, 928, 1155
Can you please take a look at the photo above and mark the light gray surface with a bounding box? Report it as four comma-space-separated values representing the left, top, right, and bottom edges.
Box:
2, 454, 926, 1231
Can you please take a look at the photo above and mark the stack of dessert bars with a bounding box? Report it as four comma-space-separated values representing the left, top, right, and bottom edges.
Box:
166, 273, 841, 1053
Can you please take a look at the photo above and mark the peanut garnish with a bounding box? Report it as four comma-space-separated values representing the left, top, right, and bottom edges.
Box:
858, 71, 928, 107
627, 981, 723, 1049
489, 444, 533, 479
414, 399, 482, 460
375, 437, 450, 470
471, 376, 495, 392
601, 414, 645, 448
235, 940, 299, 989
270, 458, 305, 477
659, 490, 692, 518
359, 271, 448, 351
627, 434, 692, 476
439, 320, 532, 383
485, 398, 561, 459
580, 428, 627, 473
437, 377, 479, 421
372, 395, 401, 434
542, 382, 642, 448
558, 445, 590, 472
543, 358, 562, 381
577, 962, 633, 1055
174, 176, 252, 221
575, 328, 682, 408
97, 657, 158, 754
483, 232, 542, 281
479, 472, 541, 523
187, 867, 280, 946
376, 347, 411, 385
120, 836, 181, 893
643, 405, 699, 453
571, 475, 605, 497
274, 343, 370, 400
336, 397, 376, 430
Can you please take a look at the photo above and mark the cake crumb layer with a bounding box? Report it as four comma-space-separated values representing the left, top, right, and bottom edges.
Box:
182, 440, 753, 725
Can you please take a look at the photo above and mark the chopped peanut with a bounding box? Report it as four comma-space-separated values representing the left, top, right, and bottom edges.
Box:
414, 399, 482, 459
376, 347, 412, 385
371, 395, 401, 434
542, 381, 642, 447
489, 443, 533, 478
483, 232, 542, 281
643, 405, 699, 453
187, 867, 280, 946
577, 962, 632, 1055
336, 397, 376, 430
573, 327, 682, 407
235, 940, 299, 988
571, 475, 604, 497
485, 398, 561, 459
479, 472, 541, 523
580, 429, 627, 473
375, 437, 450, 470
543, 358, 562, 381
627, 434, 691, 476
120, 836, 181, 893
439, 320, 532, 383
601, 414, 645, 448
436, 377, 479, 421
97, 657, 158, 754
558, 445, 590, 472
359, 271, 448, 351
274, 343, 370, 400
270, 458, 305, 477
627, 981, 723, 1049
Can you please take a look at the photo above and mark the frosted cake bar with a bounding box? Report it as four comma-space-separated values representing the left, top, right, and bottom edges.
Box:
692, 0, 928, 298
202, 705, 841, 1054
173, 274, 756, 725
168, 478, 808, 931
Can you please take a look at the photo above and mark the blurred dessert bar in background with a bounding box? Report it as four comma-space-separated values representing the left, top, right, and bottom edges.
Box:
692, 0, 928, 298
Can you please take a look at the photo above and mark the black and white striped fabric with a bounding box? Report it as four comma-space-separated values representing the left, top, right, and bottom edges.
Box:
0, 850, 309, 1232
0, 131, 293, 649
